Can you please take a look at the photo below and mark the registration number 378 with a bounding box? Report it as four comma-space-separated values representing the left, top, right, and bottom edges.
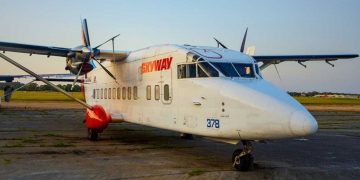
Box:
207, 119, 220, 128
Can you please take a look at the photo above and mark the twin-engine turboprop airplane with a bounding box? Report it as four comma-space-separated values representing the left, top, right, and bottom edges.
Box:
0, 19, 358, 171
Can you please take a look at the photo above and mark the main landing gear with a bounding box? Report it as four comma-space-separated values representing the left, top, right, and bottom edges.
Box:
87, 128, 99, 141
232, 140, 254, 171
180, 133, 194, 140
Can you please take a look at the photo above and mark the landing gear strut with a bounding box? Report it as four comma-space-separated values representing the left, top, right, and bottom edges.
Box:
232, 140, 254, 171
87, 128, 99, 141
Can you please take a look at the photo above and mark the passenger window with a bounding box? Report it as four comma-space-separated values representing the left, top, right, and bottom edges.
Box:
96, 89, 99, 99
117, 88, 121, 99
155, 85, 160, 100
112, 88, 116, 99
134, 86, 138, 100
122, 87, 126, 100
104, 88, 107, 99
108, 88, 111, 99
164, 84, 170, 101
92, 89, 96, 99
101, 89, 103, 99
146, 85, 151, 100
128, 87, 132, 100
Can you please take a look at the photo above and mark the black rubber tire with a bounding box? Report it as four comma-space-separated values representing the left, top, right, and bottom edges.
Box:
232, 149, 253, 171
87, 129, 98, 141
180, 133, 194, 140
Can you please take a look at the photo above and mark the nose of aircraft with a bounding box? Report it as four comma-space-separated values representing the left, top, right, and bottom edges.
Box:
289, 110, 318, 136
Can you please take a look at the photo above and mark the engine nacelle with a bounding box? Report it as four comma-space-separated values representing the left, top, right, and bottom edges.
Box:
65, 57, 94, 75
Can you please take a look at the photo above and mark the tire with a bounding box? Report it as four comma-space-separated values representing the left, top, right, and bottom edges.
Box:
87, 128, 98, 141
232, 149, 253, 171
180, 133, 194, 140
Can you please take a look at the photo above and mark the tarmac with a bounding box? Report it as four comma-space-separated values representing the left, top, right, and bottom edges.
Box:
0, 102, 359, 179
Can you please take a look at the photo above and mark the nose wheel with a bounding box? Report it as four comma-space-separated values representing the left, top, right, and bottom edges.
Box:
87, 128, 99, 141
232, 140, 254, 171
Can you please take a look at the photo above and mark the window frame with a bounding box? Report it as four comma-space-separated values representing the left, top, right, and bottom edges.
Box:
164, 84, 170, 101
122, 87, 126, 100
155, 85, 160, 100
117, 88, 121, 100
108, 88, 111, 99
146, 85, 151, 100
128, 87, 132, 100
133, 86, 138, 100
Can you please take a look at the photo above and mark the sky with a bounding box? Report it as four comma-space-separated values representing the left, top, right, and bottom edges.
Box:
0, 0, 359, 93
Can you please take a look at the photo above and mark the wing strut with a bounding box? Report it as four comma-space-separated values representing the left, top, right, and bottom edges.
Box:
0, 53, 93, 109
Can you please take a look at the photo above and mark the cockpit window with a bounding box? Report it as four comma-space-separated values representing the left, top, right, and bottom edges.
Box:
198, 62, 219, 77
254, 64, 262, 78
233, 63, 255, 78
178, 62, 219, 79
177, 64, 196, 79
211, 62, 239, 77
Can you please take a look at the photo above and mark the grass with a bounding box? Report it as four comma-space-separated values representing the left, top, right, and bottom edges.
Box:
3, 159, 11, 165
0, 91, 84, 101
21, 138, 42, 144
3, 142, 24, 148
43, 133, 63, 137
188, 169, 208, 176
53, 141, 73, 147
294, 96, 360, 105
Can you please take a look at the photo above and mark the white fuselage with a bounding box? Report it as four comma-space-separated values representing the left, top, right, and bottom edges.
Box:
84, 44, 318, 143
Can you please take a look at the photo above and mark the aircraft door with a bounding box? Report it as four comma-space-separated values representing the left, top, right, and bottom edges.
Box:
160, 67, 173, 104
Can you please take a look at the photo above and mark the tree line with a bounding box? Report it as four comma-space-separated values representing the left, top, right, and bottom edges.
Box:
0, 83, 81, 92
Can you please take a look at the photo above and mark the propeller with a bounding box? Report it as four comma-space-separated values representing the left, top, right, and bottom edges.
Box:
94, 34, 120, 49
213, 27, 248, 53
240, 28, 248, 53
78, 19, 117, 81
273, 64, 282, 81
81, 19, 91, 47
71, 61, 84, 90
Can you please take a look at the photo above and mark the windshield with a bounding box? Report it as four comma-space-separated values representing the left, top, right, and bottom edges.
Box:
178, 62, 219, 79
211, 62, 255, 78
233, 63, 255, 78
211, 63, 239, 77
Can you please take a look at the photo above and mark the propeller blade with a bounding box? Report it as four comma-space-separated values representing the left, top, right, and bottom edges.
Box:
71, 64, 83, 90
81, 19, 91, 47
240, 27, 248, 53
273, 64, 282, 82
213, 37, 228, 49
93, 59, 117, 81
94, 34, 120, 49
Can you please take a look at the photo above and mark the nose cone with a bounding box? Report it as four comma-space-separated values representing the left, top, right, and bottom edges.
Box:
289, 110, 318, 136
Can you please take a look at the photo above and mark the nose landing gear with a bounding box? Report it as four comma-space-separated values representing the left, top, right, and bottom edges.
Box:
232, 140, 254, 171
87, 128, 99, 141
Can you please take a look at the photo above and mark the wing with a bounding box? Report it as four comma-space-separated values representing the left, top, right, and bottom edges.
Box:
253, 54, 359, 70
0, 41, 71, 57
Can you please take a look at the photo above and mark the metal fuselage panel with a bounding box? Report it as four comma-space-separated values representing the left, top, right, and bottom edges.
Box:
83, 45, 318, 142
